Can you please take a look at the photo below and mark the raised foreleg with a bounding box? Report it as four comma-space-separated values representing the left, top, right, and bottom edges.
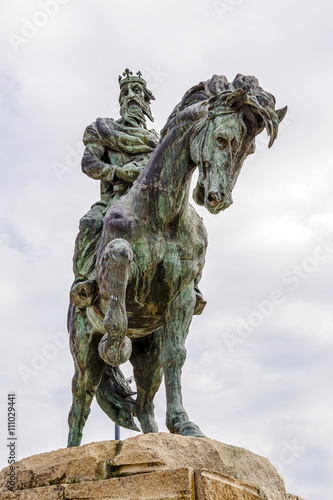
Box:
130, 329, 163, 433
97, 238, 133, 366
162, 285, 205, 437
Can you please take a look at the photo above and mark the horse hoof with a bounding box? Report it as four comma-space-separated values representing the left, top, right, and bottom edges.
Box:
173, 421, 206, 437
98, 335, 132, 366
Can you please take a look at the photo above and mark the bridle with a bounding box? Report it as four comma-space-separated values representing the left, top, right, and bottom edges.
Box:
189, 107, 240, 184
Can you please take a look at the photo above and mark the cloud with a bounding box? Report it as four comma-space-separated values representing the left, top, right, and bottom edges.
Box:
0, 1, 332, 499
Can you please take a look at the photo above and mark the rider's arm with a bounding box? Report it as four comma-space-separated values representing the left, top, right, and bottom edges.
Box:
115, 154, 150, 182
81, 141, 116, 182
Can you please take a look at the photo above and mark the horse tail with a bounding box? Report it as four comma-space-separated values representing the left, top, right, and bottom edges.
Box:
95, 365, 140, 432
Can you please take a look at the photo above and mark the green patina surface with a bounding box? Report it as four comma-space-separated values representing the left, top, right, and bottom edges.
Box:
67, 70, 287, 447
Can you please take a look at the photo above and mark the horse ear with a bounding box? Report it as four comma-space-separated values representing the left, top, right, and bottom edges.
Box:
276, 106, 288, 123
226, 88, 247, 109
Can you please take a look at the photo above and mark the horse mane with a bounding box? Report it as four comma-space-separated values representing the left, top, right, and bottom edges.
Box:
161, 74, 281, 148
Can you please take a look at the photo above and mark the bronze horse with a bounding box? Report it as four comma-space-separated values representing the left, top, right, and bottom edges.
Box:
67, 74, 287, 447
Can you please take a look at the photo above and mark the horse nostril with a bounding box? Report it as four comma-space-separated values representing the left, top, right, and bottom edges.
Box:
207, 191, 225, 207
208, 192, 222, 206
208, 192, 216, 204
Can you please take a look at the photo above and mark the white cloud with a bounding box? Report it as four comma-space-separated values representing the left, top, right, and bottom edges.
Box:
0, 1, 332, 499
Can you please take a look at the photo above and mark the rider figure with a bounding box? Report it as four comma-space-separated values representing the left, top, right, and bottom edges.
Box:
70, 69, 206, 315
70, 69, 159, 308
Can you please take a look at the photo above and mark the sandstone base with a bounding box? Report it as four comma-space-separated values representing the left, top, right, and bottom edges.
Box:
0, 433, 306, 500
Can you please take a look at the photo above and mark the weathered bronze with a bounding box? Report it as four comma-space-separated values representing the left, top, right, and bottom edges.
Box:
70, 69, 159, 309
67, 73, 287, 447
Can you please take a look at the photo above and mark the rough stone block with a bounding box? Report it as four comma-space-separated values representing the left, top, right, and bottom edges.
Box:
64, 467, 194, 499
0, 440, 118, 492
109, 433, 285, 497
0, 484, 66, 499
0, 434, 306, 500
195, 469, 267, 499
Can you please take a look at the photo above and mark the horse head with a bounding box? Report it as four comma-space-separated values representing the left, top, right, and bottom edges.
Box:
189, 76, 287, 214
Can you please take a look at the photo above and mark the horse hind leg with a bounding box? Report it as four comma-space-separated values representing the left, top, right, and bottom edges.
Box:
98, 238, 133, 366
130, 329, 163, 433
67, 304, 105, 447
68, 365, 102, 447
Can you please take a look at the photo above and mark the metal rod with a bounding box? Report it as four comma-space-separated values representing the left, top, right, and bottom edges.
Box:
114, 375, 134, 441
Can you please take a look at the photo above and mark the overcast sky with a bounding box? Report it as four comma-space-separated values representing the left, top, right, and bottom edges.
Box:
0, 1, 332, 499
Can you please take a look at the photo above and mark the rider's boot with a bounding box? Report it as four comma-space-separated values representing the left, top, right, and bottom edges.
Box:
194, 286, 207, 315
70, 278, 98, 308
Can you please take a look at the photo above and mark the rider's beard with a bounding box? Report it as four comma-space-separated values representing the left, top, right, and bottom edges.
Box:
120, 97, 154, 127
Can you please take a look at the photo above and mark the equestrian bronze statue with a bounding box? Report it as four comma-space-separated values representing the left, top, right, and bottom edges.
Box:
67, 71, 287, 447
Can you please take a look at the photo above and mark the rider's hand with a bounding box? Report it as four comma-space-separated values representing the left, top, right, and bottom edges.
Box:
116, 162, 143, 182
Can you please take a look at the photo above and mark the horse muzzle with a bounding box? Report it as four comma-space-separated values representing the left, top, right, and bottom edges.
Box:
206, 190, 233, 213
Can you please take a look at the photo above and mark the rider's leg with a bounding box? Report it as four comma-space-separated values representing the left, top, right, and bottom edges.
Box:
70, 202, 106, 308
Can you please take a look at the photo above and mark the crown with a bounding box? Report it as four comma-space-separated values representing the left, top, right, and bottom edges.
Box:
118, 68, 147, 88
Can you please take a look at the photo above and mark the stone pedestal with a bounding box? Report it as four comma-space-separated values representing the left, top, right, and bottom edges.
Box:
0, 433, 306, 499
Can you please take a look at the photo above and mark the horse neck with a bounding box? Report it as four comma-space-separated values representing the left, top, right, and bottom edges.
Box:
137, 122, 195, 225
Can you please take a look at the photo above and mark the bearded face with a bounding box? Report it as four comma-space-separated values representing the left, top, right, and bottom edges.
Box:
119, 82, 154, 127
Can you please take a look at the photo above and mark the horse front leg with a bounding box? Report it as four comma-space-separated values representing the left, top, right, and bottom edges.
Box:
162, 285, 205, 437
97, 238, 133, 366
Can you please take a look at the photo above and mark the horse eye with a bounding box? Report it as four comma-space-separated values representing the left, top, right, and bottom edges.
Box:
216, 136, 228, 148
